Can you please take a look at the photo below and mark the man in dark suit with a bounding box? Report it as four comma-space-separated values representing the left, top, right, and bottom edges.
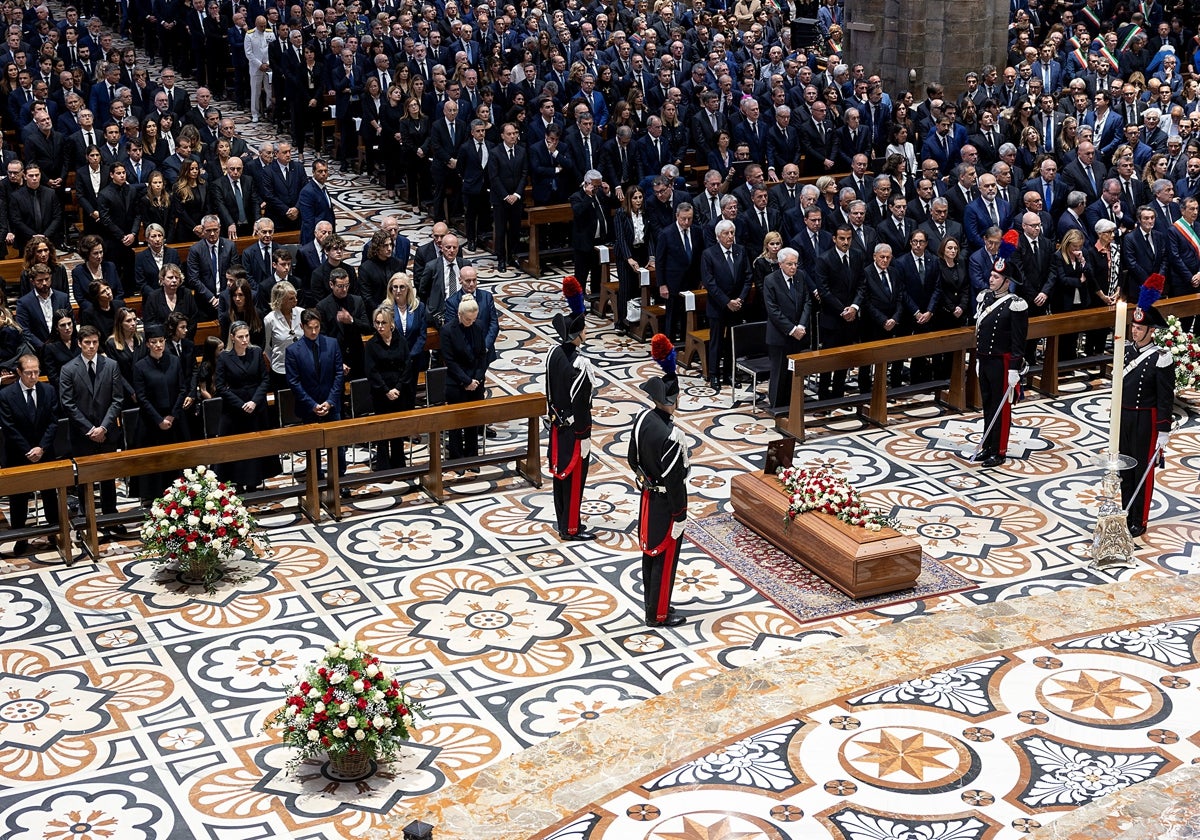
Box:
564, 112, 603, 181
919, 197, 964, 255
838, 155, 872, 202
1023, 158, 1068, 218
1061, 141, 1102, 204
700, 220, 752, 391
60, 325, 124, 522
833, 107, 872, 170
813, 227, 866, 400
418, 233, 467, 329
208, 156, 262, 239
1083, 179, 1136, 239
0, 354, 59, 552
8, 163, 63, 252
97, 161, 140, 280
1123, 206, 1169, 299
294, 220, 333, 293
260, 140, 307, 230
528, 124, 575, 205
185, 216, 242, 318
654, 203, 703, 342
422, 99, 463, 223
1151, 179, 1182, 235
637, 116, 674, 178
689, 92, 726, 155
487, 122, 528, 272
297, 159, 336, 245
765, 108, 801, 179
763, 247, 812, 411
735, 185, 779, 251
893, 230, 940, 382
790, 206, 834, 274
284, 310, 345, 479
240, 218, 276, 291
314, 267, 372, 378
601, 125, 639, 196
797, 100, 836, 176
861, 244, 908, 387
1168, 196, 1200, 298
963, 173, 1012, 251
876, 194, 917, 255
568, 172, 614, 296
1057, 191, 1090, 241
1012, 212, 1056, 309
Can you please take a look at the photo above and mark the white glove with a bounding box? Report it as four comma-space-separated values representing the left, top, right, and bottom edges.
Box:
1007, 370, 1020, 388
580, 440, 591, 458
671, 520, 686, 540
1156, 432, 1170, 451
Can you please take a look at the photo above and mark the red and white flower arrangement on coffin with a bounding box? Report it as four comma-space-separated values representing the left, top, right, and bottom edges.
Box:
1154, 314, 1200, 394
776, 465, 892, 531
270, 639, 423, 772
137, 465, 270, 591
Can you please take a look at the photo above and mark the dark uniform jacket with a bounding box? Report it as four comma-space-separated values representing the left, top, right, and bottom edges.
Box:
545, 342, 594, 478
627, 405, 688, 554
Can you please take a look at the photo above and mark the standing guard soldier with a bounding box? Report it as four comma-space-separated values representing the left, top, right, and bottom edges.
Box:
1121, 274, 1175, 537
627, 336, 689, 628
975, 236, 1028, 469
546, 278, 599, 541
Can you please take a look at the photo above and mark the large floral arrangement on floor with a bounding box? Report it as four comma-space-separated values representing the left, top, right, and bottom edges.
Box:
269, 639, 423, 769
776, 465, 892, 530
1153, 315, 1200, 392
137, 465, 270, 591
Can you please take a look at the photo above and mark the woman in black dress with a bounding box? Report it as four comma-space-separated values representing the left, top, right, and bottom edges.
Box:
214, 322, 279, 491
138, 171, 176, 240
934, 237, 971, 379
40, 309, 79, 399
173, 159, 208, 242
385, 273, 427, 409
361, 75, 385, 179
80, 280, 119, 344
72, 235, 126, 306
132, 325, 190, 503
379, 84, 406, 199
105, 307, 145, 402
365, 303, 412, 468
218, 275, 266, 349
398, 97, 431, 207
612, 185, 650, 331
142, 263, 198, 339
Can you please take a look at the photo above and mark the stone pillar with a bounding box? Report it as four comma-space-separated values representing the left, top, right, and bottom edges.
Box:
843, 0, 1008, 100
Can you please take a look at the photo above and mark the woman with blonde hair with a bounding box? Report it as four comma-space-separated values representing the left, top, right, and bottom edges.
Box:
385, 272, 427, 410
263, 280, 302, 390
1051, 228, 1090, 361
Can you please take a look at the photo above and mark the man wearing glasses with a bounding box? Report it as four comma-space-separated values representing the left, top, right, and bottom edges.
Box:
185, 214, 241, 319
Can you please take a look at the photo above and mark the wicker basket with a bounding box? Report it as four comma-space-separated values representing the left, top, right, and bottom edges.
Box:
327, 749, 372, 778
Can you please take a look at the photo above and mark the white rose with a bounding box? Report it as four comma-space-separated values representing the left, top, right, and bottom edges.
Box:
196, 465, 207, 476
352, 679, 365, 693
366, 664, 379, 677
354, 730, 365, 741
326, 643, 339, 656
186, 542, 196, 550
314, 701, 325, 713
371, 689, 384, 702
347, 716, 358, 729
372, 715, 385, 729
307, 729, 319, 741
332, 728, 344, 737
329, 672, 343, 684
286, 706, 297, 718
307, 687, 319, 698
340, 701, 351, 714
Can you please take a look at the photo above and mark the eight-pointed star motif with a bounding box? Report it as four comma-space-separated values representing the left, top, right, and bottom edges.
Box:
653, 815, 765, 840
1046, 671, 1147, 717
850, 729, 955, 780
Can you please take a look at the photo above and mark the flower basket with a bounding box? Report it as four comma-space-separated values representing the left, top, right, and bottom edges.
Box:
1154, 315, 1200, 396
328, 748, 372, 779
137, 465, 270, 593
775, 465, 893, 531
268, 639, 424, 774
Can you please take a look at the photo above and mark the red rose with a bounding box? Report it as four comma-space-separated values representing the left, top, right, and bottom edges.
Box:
338, 719, 348, 730
358, 698, 368, 710
321, 736, 330, 746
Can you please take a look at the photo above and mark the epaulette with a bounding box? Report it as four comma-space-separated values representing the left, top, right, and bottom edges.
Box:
1009, 297, 1029, 312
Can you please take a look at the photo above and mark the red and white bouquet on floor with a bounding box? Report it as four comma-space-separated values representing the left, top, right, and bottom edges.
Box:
270, 639, 423, 770
1154, 314, 1200, 393
776, 465, 892, 530
138, 465, 270, 590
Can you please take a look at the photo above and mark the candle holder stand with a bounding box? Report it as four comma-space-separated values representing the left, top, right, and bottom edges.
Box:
1090, 453, 1136, 570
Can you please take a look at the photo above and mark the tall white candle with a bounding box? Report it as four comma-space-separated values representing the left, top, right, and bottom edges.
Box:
1109, 300, 1127, 459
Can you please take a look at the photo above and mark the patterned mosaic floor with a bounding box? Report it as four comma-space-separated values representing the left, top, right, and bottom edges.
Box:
3, 82, 1200, 838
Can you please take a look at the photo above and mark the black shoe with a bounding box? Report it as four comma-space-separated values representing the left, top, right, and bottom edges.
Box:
709, 377, 721, 392
11, 539, 28, 556
340, 488, 352, 499
497, 261, 508, 271
979, 454, 1005, 468
561, 528, 596, 541
648, 614, 686, 628
107, 524, 129, 537
1129, 523, 1147, 537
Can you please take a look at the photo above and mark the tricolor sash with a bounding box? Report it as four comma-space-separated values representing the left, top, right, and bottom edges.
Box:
1173, 217, 1200, 258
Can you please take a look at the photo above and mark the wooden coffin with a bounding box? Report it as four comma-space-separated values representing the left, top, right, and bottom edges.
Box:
729, 471, 922, 599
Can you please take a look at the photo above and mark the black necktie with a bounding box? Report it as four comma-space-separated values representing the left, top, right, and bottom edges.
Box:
310, 338, 319, 368
25, 388, 34, 412
916, 256, 924, 280
87, 360, 96, 382
882, 270, 891, 294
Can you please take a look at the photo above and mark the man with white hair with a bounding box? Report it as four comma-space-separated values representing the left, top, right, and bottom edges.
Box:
567, 170, 614, 296
700, 219, 751, 392
763, 247, 812, 411
244, 15, 275, 124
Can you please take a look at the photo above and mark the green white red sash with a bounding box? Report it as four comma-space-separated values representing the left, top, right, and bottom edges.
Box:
1173, 217, 1200, 258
